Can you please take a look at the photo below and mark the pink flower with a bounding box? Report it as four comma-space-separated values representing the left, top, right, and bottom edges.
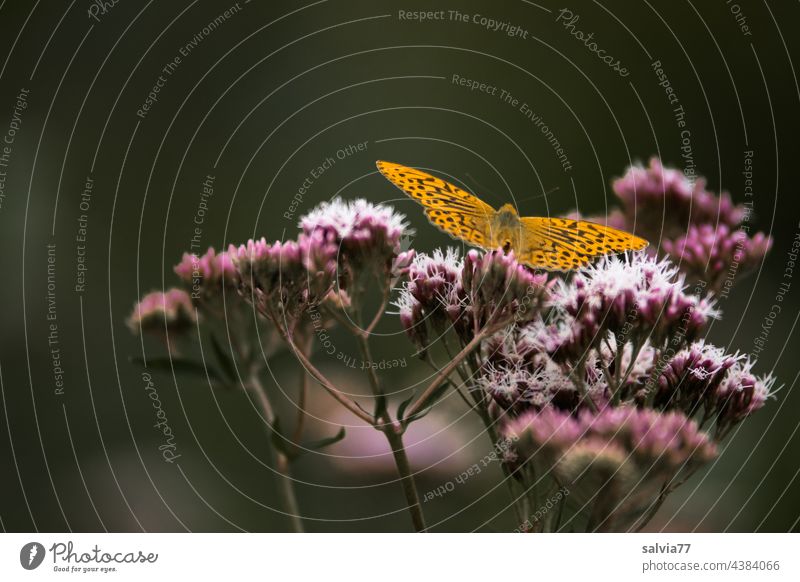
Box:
655, 341, 741, 415
299, 197, 411, 284
228, 236, 336, 323
395, 248, 463, 348
715, 358, 776, 425
504, 406, 717, 480
127, 289, 196, 336
548, 254, 718, 354
462, 249, 548, 329
613, 158, 745, 236
174, 247, 238, 301
663, 223, 772, 293
395, 248, 548, 348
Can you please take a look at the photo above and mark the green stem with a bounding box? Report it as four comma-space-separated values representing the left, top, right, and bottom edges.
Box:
357, 301, 426, 531
275, 320, 374, 426
356, 332, 387, 424
613, 342, 644, 405
569, 358, 598, 413
275, 452, 304, 533
479, 407, 526, 526
247, 366, 304, 533
292, 335, 312, 445
384, 425, 427, 532
405, 326, 493, 421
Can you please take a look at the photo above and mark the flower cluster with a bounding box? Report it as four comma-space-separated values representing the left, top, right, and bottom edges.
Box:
662, 223, 772, 292
228, 235, 337, 326
612, 158, 744, 235
470, 249, 773, 529
395, 247, 548, 350
655, 342, 775, 431
608, 158, 772, 291
174, 247, 238, 307
299, 197, 414, 290
127, 289, 196, 338
535, 254, 718, 362
504, 406, 717, 524
124, 156, 778, 533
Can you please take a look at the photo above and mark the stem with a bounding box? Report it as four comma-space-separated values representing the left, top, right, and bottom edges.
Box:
478, 406, 526, 526
599, 350, 615, 390
613, 342, 644, 405
364, 283, 390, 336
405, 326, 493, 421
633, 464, 701, 532
569, 359, 598, 413
356, 299, 426, 531
357, 332, 387, 424
553, 488, 566, 532
322, 302, 361, 335
292, 335, 312, 444
275, 452, 304, 533
247, 366, 304, 533
542, 485, 561, 533
383, 425, 427, 532
276, 320, 375, 426
634, 482, 670, 532
613, 340, 623, 389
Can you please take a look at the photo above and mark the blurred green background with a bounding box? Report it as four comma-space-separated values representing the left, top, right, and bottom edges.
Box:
0, 0, 798, 532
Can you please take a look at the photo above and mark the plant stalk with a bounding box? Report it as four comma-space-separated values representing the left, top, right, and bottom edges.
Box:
248, 366, 305, 533
383, 425, 427, 532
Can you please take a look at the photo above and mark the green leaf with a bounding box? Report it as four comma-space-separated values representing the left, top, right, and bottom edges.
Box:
403, 380, 451, 426
210, 334, 238, 383
303, 426, 346, 452
130, 356, 221, 381
396, 391, 416, 423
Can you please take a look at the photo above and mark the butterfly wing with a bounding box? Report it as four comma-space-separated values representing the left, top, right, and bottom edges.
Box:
376, 161, 495, 248
518, 216, 649, 271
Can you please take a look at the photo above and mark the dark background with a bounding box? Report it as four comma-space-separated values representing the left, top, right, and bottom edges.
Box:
0, 0, 798, 532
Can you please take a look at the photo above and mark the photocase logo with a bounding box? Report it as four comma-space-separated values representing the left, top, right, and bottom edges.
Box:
19, 542, 45, 570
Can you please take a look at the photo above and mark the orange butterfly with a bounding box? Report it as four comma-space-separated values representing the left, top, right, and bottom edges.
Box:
377, 160, 648, 271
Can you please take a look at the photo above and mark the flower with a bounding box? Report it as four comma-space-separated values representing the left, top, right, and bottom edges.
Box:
476, 357, 576, 413
505, 400, 718, 469
395, 248, 548, 348
395, 247, 463, 349
612, 158, 744, 237
663, 223, 772, 293
480, 329, 590, 412
174, 247, 238, 302
299, 197, 412, 285
504, 406, 717, 512
228, 235, 336, 325
654, 341, 741, 416
715, 357, 776, 426
462, 249, 548, 330
127, 289, 196, 337
548, 254, 718, 355
569, 159, 774, 288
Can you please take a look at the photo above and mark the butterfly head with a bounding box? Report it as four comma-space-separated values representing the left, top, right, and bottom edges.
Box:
495, 203, 520, 225
490, 204, 520, 252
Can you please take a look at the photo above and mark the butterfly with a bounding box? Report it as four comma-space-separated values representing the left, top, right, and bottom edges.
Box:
376, 160, 648, 271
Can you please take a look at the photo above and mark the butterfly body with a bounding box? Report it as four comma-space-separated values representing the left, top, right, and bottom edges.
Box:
376, 160, 648, 271
489, 204, 522, 253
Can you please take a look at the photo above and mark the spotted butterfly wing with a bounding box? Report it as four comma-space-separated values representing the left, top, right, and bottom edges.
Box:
376, 160, 495, 247
519, 217, 649, 271
376, 160, 649, 271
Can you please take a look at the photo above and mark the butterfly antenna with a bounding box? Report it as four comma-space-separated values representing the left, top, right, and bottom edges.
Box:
515, 186, 560, 204
464, 171, 559, 206
463, 172, 499, 197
